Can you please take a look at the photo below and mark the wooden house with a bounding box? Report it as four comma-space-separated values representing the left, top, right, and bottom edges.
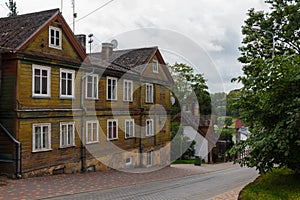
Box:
0, 9, 173, 178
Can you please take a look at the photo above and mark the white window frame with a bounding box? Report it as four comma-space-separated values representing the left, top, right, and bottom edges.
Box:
147, 151, 153, 167
146, 119, 154, 137
152, 60, 158, 73
107, 119, 118, 140
85, 74, 98, 100
60, 69, 75, 99
145, 83, 153, 103
123, 79, 133, 102
125, 119, 135, 138
125, 156, 133, 166
32, 123, 51, 152
106, 76, 118, 100
60, 122, 75, 148
32, 65, 51, 98
86, 120, 99, 144
49, 26, 62, 49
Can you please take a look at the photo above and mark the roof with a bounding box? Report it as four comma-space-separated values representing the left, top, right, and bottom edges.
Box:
0, 9, 59, 51
89, 46, 173, 83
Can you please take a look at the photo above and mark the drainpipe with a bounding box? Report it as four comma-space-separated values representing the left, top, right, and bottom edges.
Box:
0, 123, 22, 178
80, 69, 95, 173
139, 80, 144, 167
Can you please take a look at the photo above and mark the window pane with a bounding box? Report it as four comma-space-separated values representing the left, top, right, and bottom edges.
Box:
107, 79, 112, 99
92, 123, 97, 141
43, 126, 49, 149
42, 77, 48, 94
35, 127, 41, 149
35, 76, 40, 94
67, 79, 72, 95
61, 78, 66, 95
113, 122, 117, 138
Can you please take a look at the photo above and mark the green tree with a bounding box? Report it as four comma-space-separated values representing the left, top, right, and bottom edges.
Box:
226, 89, 241, 118
224, 117, 233, 128
6, 0, 18, 17
168, 63, 211, 115
231, 0, 300, 174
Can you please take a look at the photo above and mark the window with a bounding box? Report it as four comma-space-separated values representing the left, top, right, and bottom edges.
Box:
146, 119, 154, 137
107, 77, 117, 100
60, 122, 75, 148
123, 80, 133, 101
86, 121, 99, 144
147, 151, 153, 167
32, 123, 51, 152
152, 60, 158, 73
86, 74, 98, 99
60, 69, 75, 98
107, 119, 118, 140
125, 119, 135, 138
145, 83, 153, 103
32, 65, 51, 97
126, 156, 133, 166
49, 26, 62, 49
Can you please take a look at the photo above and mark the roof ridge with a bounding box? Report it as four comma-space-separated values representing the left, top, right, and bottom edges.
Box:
0, 8, 59, 20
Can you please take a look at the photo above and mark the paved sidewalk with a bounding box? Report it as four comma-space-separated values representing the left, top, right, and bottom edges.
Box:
0, 162, 242, 200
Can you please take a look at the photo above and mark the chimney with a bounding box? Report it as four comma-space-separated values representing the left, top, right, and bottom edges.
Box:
75, 34, 86, 52
101, 43, 113, 61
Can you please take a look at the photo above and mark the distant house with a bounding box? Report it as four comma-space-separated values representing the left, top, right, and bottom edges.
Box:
235, 118, 250, 143
172, 103, 218, 163
0, 9, 173, 178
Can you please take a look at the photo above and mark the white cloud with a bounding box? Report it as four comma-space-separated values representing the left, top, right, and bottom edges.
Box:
0, 0, 268, 93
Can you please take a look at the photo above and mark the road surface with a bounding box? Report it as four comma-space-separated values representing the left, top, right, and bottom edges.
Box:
45, 166, 258, 200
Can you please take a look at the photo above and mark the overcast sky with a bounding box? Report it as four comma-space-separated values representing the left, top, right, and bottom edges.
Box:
0, 0, 269, 93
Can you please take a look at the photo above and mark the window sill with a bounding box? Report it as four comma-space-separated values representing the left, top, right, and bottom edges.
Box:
107, 138, 118, 141
86, 141, 99, 145
60, 96, 75, 100
59, 145, 76, 149
32, 148, 53, 153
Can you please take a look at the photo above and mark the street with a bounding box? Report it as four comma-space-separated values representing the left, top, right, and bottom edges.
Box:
45, 166, 258, 200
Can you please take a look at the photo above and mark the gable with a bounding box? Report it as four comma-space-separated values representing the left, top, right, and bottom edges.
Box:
9, 9, 86, 62
141, 51, 173, 84
24, 20, 82, 62
0, 9, 58, 52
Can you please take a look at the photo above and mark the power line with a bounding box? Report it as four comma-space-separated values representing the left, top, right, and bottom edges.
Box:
70, 0, 115, 25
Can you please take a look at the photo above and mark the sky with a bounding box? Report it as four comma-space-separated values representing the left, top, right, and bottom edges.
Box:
0, 0, 269, 93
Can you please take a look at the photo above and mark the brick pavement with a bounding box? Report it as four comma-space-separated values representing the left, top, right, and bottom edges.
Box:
0, 162, 242, 200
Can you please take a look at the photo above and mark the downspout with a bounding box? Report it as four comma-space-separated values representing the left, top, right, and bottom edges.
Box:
80, 69, 95, 173
139, 80, 144, 167
0, 123, 22, 178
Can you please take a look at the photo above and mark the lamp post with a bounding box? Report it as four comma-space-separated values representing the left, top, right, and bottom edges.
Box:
252, 26, 275, 59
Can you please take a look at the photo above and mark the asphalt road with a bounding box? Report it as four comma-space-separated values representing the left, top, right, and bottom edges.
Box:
45, 167, 258, 200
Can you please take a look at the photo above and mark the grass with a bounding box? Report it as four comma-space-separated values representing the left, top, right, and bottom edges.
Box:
240, 168, 300, 200
172, 159, 195, 164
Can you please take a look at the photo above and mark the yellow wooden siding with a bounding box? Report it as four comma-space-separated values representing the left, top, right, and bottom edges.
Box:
142, 56, 170, 83
19, 117, 82, 172
25, 23, 81, 61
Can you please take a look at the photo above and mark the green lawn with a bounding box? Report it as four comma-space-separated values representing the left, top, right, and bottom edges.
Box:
240, 168, 300, 200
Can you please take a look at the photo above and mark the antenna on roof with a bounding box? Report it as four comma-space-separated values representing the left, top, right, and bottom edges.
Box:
111, 39, 118, 49
88, 34, 94, 53
71, 0, 77, 33
61, 0, 63, 13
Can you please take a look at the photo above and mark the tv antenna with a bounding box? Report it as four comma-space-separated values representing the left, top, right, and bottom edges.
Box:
71, 0, 77, 33
111, 39, 118, 49
88, 34, 94, 53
